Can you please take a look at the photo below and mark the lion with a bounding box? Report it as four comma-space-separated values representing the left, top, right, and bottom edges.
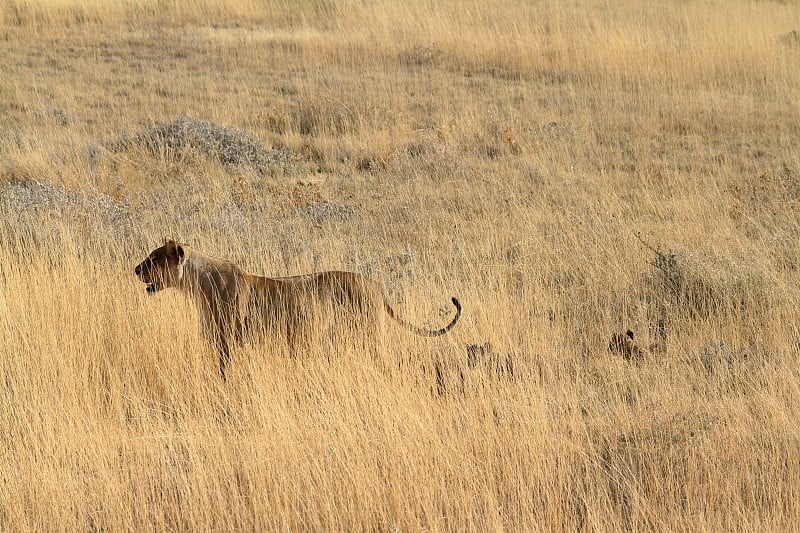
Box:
608, 329, 666, 362
134, 238, 462, 378
608, 330, 645, 362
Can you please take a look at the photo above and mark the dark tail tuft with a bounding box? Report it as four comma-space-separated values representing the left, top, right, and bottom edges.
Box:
387, 295, 462, 337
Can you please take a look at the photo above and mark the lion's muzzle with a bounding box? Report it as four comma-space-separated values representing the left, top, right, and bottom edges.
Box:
135, 263, 162, 294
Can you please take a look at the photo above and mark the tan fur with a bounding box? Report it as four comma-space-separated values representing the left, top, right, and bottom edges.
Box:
608, 329, 666, 362
135, 238, 461, 378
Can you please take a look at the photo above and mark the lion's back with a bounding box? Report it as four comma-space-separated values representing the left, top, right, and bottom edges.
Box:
247, 270, 383, 321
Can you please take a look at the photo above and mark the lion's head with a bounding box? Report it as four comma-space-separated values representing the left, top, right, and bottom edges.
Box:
134, 238, 185, 294
608, 329, 644, 361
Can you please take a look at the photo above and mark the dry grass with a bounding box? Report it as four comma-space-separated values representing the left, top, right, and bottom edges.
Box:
1, 0, 800, 530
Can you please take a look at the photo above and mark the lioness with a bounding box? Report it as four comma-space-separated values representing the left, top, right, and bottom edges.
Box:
134, 238, 462, 378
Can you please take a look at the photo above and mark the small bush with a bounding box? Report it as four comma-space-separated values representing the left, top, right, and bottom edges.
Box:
638, 235, 773, 320
108, 117, 292, 175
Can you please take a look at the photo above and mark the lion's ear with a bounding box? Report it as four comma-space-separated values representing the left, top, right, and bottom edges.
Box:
164, 238, 182, 259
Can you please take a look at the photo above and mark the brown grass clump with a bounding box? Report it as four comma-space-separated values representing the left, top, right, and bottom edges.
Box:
2, 0, 800, 530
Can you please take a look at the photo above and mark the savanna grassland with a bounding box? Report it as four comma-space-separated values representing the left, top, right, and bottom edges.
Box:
1, 0, 800, 530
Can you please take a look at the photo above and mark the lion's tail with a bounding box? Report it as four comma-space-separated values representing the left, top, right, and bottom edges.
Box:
384, 297, 461, 337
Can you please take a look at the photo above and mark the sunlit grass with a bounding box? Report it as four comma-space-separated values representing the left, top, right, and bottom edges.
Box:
1, 0, 799, 530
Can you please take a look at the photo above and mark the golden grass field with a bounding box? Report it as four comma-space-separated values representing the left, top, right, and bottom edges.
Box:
1, 0, 800, 530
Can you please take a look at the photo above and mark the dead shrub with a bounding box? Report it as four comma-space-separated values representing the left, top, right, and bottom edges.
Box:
637, 235, 773, 321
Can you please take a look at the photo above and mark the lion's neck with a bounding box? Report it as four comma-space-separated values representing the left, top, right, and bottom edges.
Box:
177, 247, 245, 297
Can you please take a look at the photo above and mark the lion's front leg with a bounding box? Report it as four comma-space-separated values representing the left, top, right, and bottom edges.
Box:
217, 336, 232, 380
216, 315, 245, 380
205, 306, 242, 380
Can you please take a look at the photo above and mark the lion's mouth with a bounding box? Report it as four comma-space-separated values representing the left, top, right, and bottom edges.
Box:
145, 282, 161, 294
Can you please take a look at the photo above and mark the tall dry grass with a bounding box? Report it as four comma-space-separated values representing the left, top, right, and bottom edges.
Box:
1, 0, 800, 530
